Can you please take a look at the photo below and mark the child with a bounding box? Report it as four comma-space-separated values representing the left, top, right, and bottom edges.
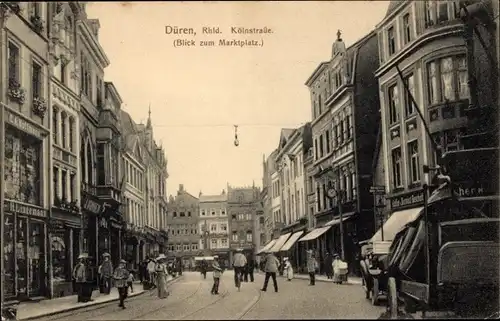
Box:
284, 257, 294, 281
127, 271, 135, 293
211, 257, 223, 295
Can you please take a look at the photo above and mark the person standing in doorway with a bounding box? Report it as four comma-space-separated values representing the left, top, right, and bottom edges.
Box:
113, 259, 129, 309
99, 253, 113, 294
306, 249, 318, 286
261, 251, 279, 292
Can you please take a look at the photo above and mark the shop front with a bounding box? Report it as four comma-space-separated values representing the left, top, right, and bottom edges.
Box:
48, 207, 81, 298
3, 201, 49, 300
278, 218, 308, 272
109, 214, 123, 267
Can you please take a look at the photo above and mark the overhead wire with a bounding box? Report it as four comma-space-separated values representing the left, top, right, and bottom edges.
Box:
0, 39, 308, 130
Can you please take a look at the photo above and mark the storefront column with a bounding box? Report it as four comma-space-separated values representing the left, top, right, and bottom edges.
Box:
118, 230, 122, 260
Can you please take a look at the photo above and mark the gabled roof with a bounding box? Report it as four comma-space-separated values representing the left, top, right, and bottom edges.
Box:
278, 128, 296, 150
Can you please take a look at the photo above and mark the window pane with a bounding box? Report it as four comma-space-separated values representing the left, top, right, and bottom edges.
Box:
428, 62, 439, 104
457, 56, 469, 99
440, 58, 454, 101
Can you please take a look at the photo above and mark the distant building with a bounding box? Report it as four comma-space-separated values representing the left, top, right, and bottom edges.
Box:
167, 184, 199, 268
198, 190, 230, 267
227, 184, 260, 264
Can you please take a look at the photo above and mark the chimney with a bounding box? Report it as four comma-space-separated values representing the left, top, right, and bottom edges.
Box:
222, 189, 225, 195
87, 18, 100, 40
199, 190, 202, 197
179, 184, 184, 192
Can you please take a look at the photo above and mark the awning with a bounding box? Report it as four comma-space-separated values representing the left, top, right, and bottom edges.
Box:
371, 207, 424, 243
325, 212, 355, 226
299, 226, 331, 242
268, 233, 291, 253
279, 231, 304, 252
256, 239, 277, 255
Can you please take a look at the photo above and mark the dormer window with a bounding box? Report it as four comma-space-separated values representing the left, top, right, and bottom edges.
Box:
387, 26, 396, 56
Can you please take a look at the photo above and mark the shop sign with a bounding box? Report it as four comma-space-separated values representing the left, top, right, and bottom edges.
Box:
390, 190, 425, 210
454, 182, 494, 198
4, 200, 47, 218
6, 110, 45, 139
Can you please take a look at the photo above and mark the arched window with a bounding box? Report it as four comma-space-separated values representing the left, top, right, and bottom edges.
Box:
52, 106, 58, 144
86, 141, 93, 184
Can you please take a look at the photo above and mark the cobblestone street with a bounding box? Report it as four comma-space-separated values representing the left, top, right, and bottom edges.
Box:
29, 272, 384, 320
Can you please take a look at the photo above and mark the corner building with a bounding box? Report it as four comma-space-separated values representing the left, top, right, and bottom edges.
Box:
1, 2, 52, 301
376, 0, 474, 220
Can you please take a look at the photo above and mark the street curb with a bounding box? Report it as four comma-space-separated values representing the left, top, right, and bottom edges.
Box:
18, 276, 183, 321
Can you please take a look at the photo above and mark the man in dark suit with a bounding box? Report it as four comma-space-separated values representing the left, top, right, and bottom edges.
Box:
247, 256, 255, 282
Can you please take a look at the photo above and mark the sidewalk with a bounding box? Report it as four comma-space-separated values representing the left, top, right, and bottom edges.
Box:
257, 271, 362, 285
16, 275, 182, 320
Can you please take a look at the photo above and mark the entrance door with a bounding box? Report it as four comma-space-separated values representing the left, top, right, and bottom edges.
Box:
16, 217, 28, 298
28, 220, 45, 296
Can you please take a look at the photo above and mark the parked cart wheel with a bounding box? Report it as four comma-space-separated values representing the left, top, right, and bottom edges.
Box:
388, 277, 398, 319
372, 278, 380, 306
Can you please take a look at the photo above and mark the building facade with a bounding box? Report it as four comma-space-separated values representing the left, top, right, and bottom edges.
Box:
136, 111, 169, 257
48, 2, 82, 298
271, 124, 312, 269
304, 147, 316, 229
227, 185, 260, 264
1, 2, 52, 301
376, 0, 474, 223
166, 184, 199, 269
304, 30, 380, 275
198, 191, 230, 267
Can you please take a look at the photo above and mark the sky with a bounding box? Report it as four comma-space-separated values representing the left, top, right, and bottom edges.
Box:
86, 1, 390, 196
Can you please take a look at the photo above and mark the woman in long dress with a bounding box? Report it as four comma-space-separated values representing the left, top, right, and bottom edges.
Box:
156, 254, 169, 299
284, 258, 294, 281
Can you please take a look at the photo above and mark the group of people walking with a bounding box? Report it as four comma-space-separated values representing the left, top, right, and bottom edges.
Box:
72, 252, 172, 308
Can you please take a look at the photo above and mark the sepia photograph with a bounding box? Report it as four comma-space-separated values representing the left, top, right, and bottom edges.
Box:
0, 0, 499, 320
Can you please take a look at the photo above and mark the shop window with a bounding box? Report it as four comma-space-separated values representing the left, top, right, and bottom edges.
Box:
17, 217, 28, 296
4, 126, 42, 205
3, 214, 15, 298
52, 232, 69, 282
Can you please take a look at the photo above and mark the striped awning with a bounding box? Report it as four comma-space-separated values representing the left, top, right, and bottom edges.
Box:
299, 226, 331, 242
268, 233, 292, 253
279, 231, 304, 252
256, 239, 278, 255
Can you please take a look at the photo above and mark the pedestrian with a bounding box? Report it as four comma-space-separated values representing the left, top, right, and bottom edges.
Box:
200, 259, 208, 279
260, 251, 279, 292
156, 254, 169, 299
332, 254, 348, 284
98, 253, 113, 294
127, 270, 135, 293
306, 249, 318, 286
324, 252, 333, 279
113, 259, 129, 309
147, 258, 157, 288
73, 253, 93, 303
211, 256, 223, 295
247, 256, 255, 282
284, 257, 294, 281
233, 248, 247, 288
243, 260, 249, 282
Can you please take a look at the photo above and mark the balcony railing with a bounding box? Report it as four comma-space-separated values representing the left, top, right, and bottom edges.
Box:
81, 182, 97, 196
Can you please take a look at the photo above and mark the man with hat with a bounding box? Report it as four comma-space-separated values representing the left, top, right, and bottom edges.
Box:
113, 259, 129, 309
98, 252, 113, 294
232, 248, 247, 288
